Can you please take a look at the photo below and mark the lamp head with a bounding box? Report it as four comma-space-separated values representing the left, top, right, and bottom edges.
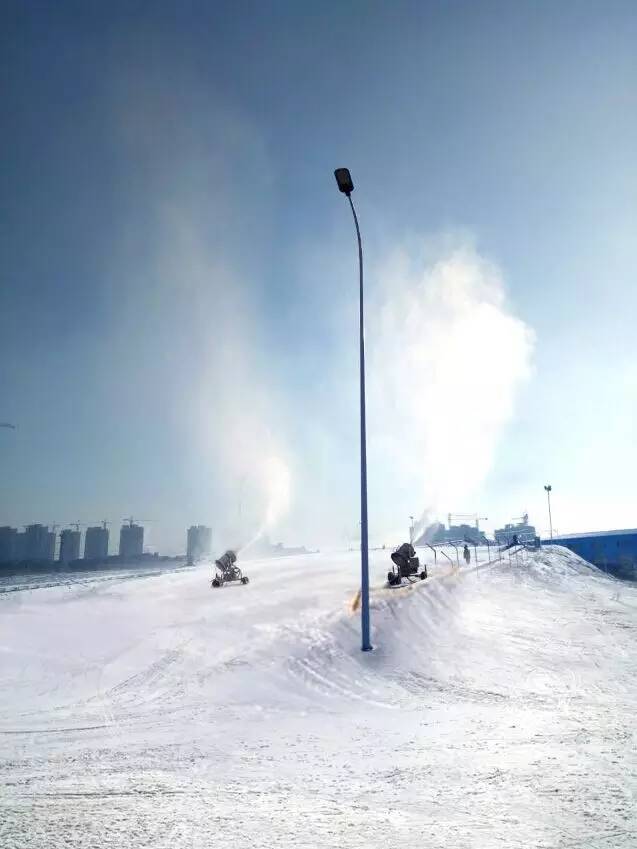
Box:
334, 168, 354, 195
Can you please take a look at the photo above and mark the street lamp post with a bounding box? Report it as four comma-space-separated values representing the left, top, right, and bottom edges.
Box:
544, 484, 553, 540
334, 167, 372, 652
409, 515, 415, 545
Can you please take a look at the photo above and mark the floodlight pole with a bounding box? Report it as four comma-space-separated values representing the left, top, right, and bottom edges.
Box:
350, 193, 372, 652
334, 168, 372, 652
544, 484, 553, 540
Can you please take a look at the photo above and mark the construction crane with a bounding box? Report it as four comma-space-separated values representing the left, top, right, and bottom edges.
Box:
122, 517, 153, 527
511, 513, 529, 525
447, 513, 488, 530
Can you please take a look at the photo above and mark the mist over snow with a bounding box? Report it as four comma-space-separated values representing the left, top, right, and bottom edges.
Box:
366, 240, 535, 541
5, 53, 536, 554
85, 67, 536, 553
188, 239, 536, 551
97, 66, 295, 553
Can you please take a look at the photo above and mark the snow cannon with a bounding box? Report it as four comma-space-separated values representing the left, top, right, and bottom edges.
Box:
387, 542, 427, 587
211, 549, 249, 588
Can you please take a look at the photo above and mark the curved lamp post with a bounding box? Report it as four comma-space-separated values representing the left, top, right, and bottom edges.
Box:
334, 167, 371, 652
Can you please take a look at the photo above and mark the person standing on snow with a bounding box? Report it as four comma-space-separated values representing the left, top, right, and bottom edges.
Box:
463, 544, 471, 565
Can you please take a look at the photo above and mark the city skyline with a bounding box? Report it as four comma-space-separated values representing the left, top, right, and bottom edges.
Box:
0, 519, 214, 563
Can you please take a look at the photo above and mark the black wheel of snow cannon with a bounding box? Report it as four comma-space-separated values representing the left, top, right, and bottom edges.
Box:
241, 576, 249, 585
211, 577, 221, 588
419, 570, 427, 581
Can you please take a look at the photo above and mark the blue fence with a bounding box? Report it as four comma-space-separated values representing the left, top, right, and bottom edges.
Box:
544, 529, 637, 580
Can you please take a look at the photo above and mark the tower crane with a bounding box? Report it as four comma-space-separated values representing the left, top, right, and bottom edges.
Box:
511, 513, 529, 525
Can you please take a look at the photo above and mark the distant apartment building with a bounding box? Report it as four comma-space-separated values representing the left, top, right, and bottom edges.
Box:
447, 523, 485, 545
187, 525, 212, 562
47, 531, 56, 561
494, 513, 537, 546
119, 523, 144, 558
13, 531, 27, 560
415, 522, 485, 546
23, 524, 54, 561
59, 529, 81, 563
84, 526, 109, 560
0, 526, 18, 563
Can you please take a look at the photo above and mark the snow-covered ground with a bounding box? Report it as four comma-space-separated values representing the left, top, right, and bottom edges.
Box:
1, 546, 636, 848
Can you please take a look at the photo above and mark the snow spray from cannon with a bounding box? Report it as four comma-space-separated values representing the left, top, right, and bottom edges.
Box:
368, 241, 535, 530
237, 454, 292, 555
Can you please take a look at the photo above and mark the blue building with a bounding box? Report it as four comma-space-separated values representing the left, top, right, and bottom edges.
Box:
547, 529, 637, 580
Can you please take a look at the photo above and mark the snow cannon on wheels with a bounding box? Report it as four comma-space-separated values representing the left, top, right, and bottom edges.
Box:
211, 550, 249, 588
387, 542, 427, 587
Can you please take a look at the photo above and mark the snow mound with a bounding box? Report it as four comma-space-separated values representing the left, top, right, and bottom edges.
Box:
501, 543, 601, 578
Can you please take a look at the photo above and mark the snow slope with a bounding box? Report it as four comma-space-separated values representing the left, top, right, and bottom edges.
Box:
1, 547, 636, 848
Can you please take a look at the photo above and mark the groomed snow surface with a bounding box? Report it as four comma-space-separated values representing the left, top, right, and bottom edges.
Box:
1, 546, 636, 848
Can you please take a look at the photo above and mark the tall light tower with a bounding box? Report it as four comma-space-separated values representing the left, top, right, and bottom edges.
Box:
334, 167, 372, 652
544, 484, 553, 540
409, 515, 415, 544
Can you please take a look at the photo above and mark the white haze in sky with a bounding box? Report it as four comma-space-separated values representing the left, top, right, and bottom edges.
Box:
174, 229, 293, 551
108, 70, 534, 552
105, 68, 295, 553
194, 240, 535, 550
367, 241, 535, 540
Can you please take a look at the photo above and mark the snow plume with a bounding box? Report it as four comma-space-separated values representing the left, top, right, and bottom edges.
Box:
192, 291, 293, 550
118, 180, 294, 553
261, 455, 292, 530
235, 454, 293, 555
368, 240, 534, 529
103, 63, 294, 553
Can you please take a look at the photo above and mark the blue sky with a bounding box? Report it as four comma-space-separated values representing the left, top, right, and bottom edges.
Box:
2, 1, 636, 553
